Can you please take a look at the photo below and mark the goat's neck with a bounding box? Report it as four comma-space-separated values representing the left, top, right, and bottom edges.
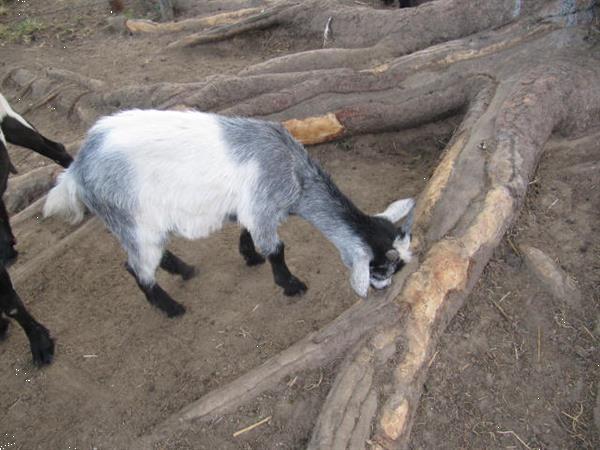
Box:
296, 173, 371, 266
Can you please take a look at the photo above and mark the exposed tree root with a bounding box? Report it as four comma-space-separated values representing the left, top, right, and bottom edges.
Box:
5, 166, 60, 215
166, 1, 295, 49
124, 7, 268, 34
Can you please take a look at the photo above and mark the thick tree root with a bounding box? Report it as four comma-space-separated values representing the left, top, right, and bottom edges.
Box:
166, 2, 296, 49
5, 166, 60, 215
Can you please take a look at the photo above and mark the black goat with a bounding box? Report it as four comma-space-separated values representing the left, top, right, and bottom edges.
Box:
0, 93, 72, 365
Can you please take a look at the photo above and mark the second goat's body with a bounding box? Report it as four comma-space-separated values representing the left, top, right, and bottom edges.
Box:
45, 109, 414, 316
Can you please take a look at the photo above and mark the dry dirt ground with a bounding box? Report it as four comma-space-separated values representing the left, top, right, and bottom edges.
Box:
0, 1, 598, 449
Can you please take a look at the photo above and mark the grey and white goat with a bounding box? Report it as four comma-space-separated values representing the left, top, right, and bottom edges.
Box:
44, 110, 414, 317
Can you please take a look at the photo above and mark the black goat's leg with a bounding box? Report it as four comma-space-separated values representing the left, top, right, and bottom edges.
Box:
239, 228, 265, 266
267, 242, 307, 296
125, 263, 186, 317
0, 266, 54, 365
160, 250, 197, 280
1, 116, 73, 168
0, 314, 9, 340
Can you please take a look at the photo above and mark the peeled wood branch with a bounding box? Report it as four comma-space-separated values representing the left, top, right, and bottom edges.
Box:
165, 2, 295, 49
124, 7, 265, 34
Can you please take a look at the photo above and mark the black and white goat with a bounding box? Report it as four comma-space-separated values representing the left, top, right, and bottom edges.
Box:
44, 110, 414, 317
0, 92, 72, 365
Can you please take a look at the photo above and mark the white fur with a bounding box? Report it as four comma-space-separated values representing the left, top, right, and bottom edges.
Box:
0, 94, 34, 130
376, 198, 414, 223
43, 171, 85, 224
93, 111, 260, 242
393, 234, 412, 263
350, 254, 371, 298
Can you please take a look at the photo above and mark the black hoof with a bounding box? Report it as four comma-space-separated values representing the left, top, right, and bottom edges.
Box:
163, 301, 186, 318
152, 285, 186, 318
29, 327, 55, 366
180, 265, 198, 281
0, 317, 9, 340
283, 277, 308, 296
244, 253, 266, 267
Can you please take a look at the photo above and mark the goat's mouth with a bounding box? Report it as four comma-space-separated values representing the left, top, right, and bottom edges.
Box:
370, 276, 392, 290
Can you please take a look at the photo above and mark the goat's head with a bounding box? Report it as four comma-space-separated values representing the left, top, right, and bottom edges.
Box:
350, 198, 414, 297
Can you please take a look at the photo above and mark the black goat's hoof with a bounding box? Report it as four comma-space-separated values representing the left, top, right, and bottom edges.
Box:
164, 302, 186, 318
244, 253, 266, 266
0, 318, 9, 340
180, 265, 198, 281
30, 328, 55, 366
283, 277, 307, 296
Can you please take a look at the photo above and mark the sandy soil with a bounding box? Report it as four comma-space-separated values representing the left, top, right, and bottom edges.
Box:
0, 1, 597, 449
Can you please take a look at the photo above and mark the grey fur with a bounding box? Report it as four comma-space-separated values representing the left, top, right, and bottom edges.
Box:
71, 129, 140, 260
219, 116, 368, 265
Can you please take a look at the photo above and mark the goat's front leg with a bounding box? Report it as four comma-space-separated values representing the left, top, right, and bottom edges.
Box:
239, 228, 265, 266
267, 242, 307, 296
0, 266, 54, 365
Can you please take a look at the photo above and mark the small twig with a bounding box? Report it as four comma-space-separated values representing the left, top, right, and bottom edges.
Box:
498, 291, 511, 304
233, 416, 272, 437
287, 376, 298, 388
506, 237, 521, 257
238, 327, 251, 338
536, 326, 541, 363
304, 372, 323, 391
581, 325, 597, 342
490, 295, 513, 324
323, 16, 333, 48
561, 404, 585, 433
427, 351, 439, 368
497, 430, 532, 449
251, 303, 260, 313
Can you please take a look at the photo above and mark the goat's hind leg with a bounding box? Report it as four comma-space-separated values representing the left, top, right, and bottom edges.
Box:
160, 250, 197, 280
124, 237, 186, 317
239, 228, 265, 266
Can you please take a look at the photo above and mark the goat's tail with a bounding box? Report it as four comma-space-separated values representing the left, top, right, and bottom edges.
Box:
43, 169, 86, 224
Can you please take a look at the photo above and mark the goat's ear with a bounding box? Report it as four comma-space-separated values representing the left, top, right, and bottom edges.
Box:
398, 203, 414, 236
376, 198, 415, 224
350, 255, 370, 298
